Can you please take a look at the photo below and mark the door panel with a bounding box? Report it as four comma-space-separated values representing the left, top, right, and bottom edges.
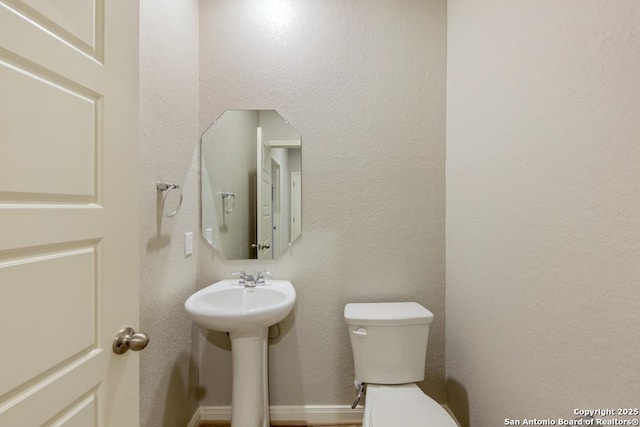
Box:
271, 160, 282, 257
46, 394, 97, 427
0, 247, 96, 396
0, 1, 139, 426
0, 2, 104, 93
0, 58, 96, 197
0, 352, 103, 426
256, 127, 273, 259
0, 207, 103, 251
291, 172, 301, 242
17, 0, 97, 52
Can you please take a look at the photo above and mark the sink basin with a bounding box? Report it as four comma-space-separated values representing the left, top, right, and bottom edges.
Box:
185, 279, 296, 332
185, 279, 296, 426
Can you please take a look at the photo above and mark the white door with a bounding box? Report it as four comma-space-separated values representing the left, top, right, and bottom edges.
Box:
271, 159, 282, 258
291, 172, 302, 242
0, 1, 140, 426
256, 127, 273, 259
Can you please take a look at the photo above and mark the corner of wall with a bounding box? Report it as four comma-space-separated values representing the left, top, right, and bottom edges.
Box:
139, 0, 201, 425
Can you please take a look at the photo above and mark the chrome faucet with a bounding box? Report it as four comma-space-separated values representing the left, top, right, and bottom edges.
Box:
255, 271, 271, 285
232, 271, 271, 287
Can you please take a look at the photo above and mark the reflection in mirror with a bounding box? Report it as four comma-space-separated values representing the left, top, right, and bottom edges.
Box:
201, 110, 302, 260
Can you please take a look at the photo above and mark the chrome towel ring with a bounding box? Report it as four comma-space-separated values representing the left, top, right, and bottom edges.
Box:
221, 192, 236, 214
157, 182, 183, 218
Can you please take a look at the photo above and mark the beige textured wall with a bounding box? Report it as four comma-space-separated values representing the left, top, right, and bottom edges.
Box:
197, 0, 447, 407
446, 1, 640, 426
139, 0, 200, 425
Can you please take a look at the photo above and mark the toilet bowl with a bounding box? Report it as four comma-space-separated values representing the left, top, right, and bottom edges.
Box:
363, 384, 457, 426
344, 302, 458, 427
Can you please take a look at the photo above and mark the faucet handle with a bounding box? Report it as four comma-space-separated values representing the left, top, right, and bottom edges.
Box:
231, 271, 246, 284
256, 271, 271, 285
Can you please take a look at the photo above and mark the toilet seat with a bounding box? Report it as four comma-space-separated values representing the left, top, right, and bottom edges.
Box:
364, 384, 458, 427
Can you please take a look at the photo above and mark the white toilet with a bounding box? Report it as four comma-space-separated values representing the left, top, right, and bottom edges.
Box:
344, 302, 458, 427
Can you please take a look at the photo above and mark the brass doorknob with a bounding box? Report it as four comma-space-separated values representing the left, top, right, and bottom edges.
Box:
112, 327, 149, 354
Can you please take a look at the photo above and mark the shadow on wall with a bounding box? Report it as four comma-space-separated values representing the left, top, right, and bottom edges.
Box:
198, 307, 305, 406
447, 378, 469, 427
144, 191, 175, 253
266, 307, 306, 406
143, 352, 199, 427
199, 330, 232, 401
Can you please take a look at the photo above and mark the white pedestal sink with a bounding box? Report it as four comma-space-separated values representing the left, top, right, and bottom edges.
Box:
185, 279, 296, 427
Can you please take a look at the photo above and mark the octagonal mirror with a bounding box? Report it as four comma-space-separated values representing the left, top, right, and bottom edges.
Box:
201, 110, 302, 260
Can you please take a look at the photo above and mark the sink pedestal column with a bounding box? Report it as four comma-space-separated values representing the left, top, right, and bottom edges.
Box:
229, 328, 269, 427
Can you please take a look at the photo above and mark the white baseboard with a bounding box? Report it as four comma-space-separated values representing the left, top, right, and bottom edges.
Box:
190, 404, 459, 426
197, 405, 364, 424
271, 406, 364, 424
187, 408, 201, 427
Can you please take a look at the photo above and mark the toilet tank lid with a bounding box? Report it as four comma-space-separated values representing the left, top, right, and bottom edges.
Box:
344, 302, 434, 326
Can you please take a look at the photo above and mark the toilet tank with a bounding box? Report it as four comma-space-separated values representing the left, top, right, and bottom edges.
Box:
344, 302, 434, 384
